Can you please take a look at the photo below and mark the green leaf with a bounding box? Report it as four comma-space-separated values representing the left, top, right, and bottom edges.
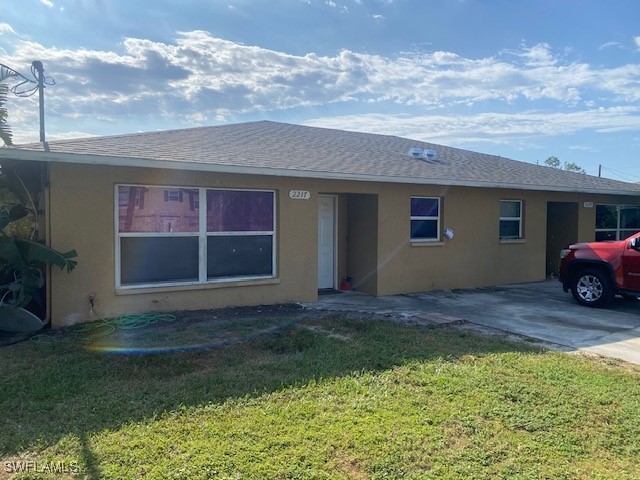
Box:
0, 237, 77, 308
8, 205, 31, 222
14, 239, 78, 273
0, 236, 27, 306
0, 236, 23, 273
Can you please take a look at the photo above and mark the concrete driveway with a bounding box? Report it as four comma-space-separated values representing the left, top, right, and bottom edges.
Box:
307, 281, 640, 365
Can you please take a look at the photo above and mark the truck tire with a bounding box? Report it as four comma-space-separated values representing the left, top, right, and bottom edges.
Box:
571, 268, 615, 307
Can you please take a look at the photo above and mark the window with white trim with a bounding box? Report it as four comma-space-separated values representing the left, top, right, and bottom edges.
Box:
165, 189, 182, 202
117, 185, 275, 288
410, 197, 440, 241
499, 200, 523, 239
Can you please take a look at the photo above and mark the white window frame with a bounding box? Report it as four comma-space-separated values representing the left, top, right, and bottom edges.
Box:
595, 204, 640, 241
167, 190, 181, 202
115, 184, 277, 290
499, 200, 523, 240
410, 196, 441, 242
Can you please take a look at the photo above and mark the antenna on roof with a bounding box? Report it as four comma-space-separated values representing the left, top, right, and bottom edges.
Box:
0, 61, 55, 143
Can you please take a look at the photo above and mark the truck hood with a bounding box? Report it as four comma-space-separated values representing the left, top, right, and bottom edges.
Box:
569, 240, 625, 250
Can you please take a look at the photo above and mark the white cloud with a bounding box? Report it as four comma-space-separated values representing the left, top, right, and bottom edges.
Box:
40, 0, 54, 7
635, 36, 640, 51
569, 145, 598, 152
2, 26, 640, 141
11, 129, 93, 145
46, 131, 94, 141
518, 43, 557, 67
0, 23, 16, 35
187, 112, 207, 123
599, 41, 623, 50
302, 107, 640, 146
371, 14, 384, 20
325, 0, 349, 12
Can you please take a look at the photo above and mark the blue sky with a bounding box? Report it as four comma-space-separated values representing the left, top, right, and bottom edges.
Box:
1, 0, 640, 181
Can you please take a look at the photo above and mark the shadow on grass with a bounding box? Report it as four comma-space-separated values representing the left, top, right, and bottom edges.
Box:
0, 309, 539, 458
78, 433, 102, 480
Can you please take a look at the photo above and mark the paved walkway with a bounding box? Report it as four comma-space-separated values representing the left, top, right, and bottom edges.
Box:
305, 281, 640, 365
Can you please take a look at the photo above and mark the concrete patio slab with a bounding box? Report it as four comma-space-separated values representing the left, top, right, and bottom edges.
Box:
304, 281, 640, 365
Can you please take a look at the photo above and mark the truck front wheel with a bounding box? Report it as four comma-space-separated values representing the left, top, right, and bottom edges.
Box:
571, 268, 615, 307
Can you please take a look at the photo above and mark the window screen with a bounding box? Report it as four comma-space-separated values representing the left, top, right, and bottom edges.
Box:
120, 237, 199, 285
207, 236, 273, 278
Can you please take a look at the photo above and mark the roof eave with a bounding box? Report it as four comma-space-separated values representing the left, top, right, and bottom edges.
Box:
1, 148, 639, 197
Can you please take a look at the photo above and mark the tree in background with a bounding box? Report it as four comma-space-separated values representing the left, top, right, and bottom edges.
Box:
544, 156, 586, 174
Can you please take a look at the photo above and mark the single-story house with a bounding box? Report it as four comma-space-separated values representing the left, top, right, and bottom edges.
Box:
1, 120, 639, 328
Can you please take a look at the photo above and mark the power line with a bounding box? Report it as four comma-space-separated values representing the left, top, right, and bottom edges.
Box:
0, 61, 54, 142
600, 166, 640, 183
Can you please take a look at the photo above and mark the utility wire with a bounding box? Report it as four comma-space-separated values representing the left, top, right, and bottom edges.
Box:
0, 62, 54, 97
600, 166, 640, 183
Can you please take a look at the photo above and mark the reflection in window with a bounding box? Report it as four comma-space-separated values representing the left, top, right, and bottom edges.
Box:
207, 190, 274, 232
595, 204, 640, 241
118, 186, 199, 233
165, 190, 182, 202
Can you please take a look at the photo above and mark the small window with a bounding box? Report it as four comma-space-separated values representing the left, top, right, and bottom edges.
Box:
410, 197, 440, 241
165, 190, 183, 202
500, 200, 523, 239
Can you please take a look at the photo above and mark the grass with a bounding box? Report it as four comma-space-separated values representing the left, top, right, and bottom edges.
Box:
1, 312, 640, 479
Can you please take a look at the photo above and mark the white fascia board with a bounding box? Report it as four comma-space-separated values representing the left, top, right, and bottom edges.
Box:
1, 147, 640, 197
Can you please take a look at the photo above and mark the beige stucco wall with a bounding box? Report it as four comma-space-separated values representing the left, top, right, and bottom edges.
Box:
48, 162, 639, 327
376, 187, 639, 296
49, 163, 325, 326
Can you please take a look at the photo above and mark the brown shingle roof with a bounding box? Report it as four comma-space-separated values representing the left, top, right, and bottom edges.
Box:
3, 120, 640, 195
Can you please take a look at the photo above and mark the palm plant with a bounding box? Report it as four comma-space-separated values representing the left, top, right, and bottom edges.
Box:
0, 83, 12, 146
0, 169, 76, 317
0, 203, 77, 309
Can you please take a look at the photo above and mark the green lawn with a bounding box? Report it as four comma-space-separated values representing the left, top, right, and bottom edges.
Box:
2, 313, 640, 479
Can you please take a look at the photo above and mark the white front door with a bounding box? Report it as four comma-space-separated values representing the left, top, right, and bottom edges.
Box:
318, 195, 336, 289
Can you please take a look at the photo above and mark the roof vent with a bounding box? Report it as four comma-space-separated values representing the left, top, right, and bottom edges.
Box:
408, 148, 437, 162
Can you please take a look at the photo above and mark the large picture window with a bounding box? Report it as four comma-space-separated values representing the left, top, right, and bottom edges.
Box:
410, 197, 440, 241
117, 185, 275, 288
499, 200, 523, 240
596, 204, 640, 241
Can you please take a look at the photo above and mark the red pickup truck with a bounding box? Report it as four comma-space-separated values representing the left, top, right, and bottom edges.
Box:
558, 231, 640, 307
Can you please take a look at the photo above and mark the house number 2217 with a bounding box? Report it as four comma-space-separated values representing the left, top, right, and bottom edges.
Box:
289, 190, 311, 200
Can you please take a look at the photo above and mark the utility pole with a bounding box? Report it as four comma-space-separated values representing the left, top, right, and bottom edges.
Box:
32, 61, 45, 143
598, 164, 602, 178
0, 60, 54, 144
